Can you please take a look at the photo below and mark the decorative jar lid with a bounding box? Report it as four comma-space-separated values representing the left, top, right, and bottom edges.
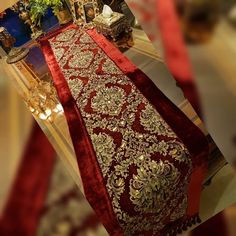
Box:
0, 27, 5, 33
6, 47, 29, 64
93, 12, 125, 27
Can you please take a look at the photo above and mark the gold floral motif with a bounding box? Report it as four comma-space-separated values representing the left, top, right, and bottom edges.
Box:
107, 171, 126, 206
49, 28, 193, 235
79, 33, 93, 44
140, 104, 177, 137
91, 86, 126, 116
53, 48, 65, 62
91, 133, 115, 176
119, 213, 166, 236
55, 29, 76, 41
68, 49, 94, 69
167, 140, 191, 164
130, 160, 180, 213
67, 78, 83, 99
102, 59, 123, 75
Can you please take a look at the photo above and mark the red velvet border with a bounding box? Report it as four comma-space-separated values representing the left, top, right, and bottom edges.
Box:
86, 29, 208, 162
0, 122, 55, 236
39, 28, 124, 236
86, 29, 208, 218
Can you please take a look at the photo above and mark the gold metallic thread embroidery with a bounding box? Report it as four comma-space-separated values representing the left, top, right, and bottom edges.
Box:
91, 86, 126, 116
91, 133, 116, 176
49, 28, 193, 235
67, 78, 83, 99
129, 160, 180, 213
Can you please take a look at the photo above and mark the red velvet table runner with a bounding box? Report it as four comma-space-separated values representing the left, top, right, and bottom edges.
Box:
156, 0, 201, 116
0, 123, 55, 236
125, 0, 201, 116
0, 122, 104, 236
40, 24, 208, 236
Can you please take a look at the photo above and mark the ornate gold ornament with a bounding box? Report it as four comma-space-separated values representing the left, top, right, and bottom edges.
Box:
70, 0, 101, 27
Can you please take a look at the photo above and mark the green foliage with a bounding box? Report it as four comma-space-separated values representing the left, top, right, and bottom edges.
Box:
29, 0, 64, 26
29, 0, 48, 26
43, 0, 64, 15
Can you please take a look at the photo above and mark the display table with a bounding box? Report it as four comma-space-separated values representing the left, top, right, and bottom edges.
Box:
1, 28, 230, 233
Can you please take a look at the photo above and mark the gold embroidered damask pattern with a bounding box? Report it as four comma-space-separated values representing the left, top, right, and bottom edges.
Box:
130, 160, 180, 213
91, 133, 116, 176
67, 78, 83, 99
79, 33, 93, 43
140, 104, 177, 137
68, 49, 94, 69
102, 59, 122, 75
91, 86, 126, 116
49, 28, 193, 235
55, 29, 76, 41
53, 48, 65, 62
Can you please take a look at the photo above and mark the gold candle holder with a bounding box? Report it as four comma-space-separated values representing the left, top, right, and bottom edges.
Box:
25, 80, 63, 122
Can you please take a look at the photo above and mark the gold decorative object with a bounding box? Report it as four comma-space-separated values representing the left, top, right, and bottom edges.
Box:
0, 27, 16, 49
56, 7, 72, 25
0, 27, 29, 64
6, 47, 29, 64
25, 80, 63, 121
71, 0, 102, 27
12, 60, 62, 121
93, 11, 131, 41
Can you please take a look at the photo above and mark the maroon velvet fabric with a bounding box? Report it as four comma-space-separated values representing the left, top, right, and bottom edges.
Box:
0, 122, 55, 236
87, 28, 208, 220
39, 25, 123, 236
40, 24, 209, 235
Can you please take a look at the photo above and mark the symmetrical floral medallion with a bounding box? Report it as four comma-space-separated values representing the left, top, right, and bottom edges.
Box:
91, 86, 126, 116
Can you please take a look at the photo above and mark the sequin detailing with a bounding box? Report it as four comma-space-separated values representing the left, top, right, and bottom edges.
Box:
55, 29, 76, 41
79, 33, 93, 43
170, 196, 188, 221
67, 78, 83, 99
102, 59, 122, 75
48, 28, 193, 235
140, 104, 176, 137
68, 50, 94, 69
91, 133, 116, 176
130, 160, 180, 213
91, 86, 126, 116
53, 48, 65, 62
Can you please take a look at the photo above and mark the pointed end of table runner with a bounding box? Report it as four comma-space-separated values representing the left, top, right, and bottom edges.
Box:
165, 214, 201, 236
